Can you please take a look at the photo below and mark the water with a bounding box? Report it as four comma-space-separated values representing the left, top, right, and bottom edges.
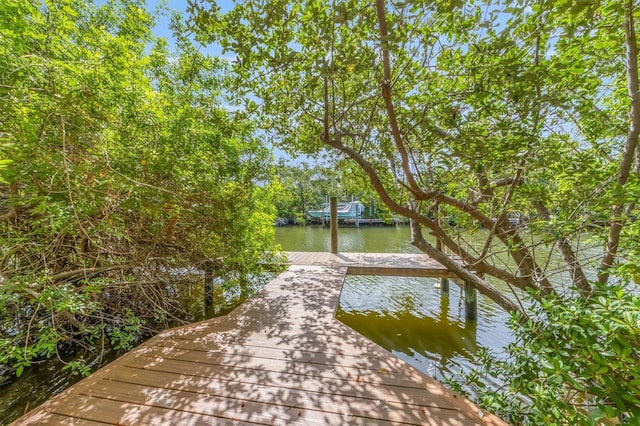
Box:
336, 276, 513, 387
0, 273, 274, 425
1, 225, 512, 424
0, 352, 114, 425
275, 223, 421, 253
275, 224, 515, 389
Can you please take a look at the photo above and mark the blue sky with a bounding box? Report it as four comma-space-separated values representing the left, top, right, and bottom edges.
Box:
148, 0, 229, 42
144, 0, 239, 60
144, 0, 318, 164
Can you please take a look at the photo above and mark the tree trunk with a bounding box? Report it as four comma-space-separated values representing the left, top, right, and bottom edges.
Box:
535, 202, 591, 297
410, 220, 524, 314
599, 1, 640, 284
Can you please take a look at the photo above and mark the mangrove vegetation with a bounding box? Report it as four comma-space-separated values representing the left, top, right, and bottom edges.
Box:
189, 0, 640, 423
1, 0, 639, 424
0, 0, 277, 386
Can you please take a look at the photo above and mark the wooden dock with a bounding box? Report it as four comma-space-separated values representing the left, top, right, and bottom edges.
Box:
286, 252, 477, 321
11, 262, 506, 425
286, 251, 456, 278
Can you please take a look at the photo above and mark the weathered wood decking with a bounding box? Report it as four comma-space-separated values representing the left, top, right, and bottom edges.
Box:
286, 251, 457, 278
11, 260, 505, 425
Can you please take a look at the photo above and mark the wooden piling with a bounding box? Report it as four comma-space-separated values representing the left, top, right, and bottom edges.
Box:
204, 267, 214, 307
203, 258, 222, 307
204, 280, 213, 308
435, 238, 449, 295
464, 281, 477, 321
440, 277, 450, 295
330, 196, 338, 254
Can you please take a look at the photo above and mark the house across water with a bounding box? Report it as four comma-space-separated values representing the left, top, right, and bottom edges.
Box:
308, 200, 365, 220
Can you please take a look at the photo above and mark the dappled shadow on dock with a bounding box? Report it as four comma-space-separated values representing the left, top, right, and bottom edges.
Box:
12, 265, 505, 426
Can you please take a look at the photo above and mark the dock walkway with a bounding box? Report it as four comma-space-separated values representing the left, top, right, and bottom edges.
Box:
286, 251, 456, 278
12, 261, 505, 425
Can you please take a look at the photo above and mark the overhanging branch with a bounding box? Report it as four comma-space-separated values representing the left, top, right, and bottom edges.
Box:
410, 220, 524, 315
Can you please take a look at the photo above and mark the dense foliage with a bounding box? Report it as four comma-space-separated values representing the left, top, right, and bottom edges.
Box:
450, 285, 640, 424
272, 161, 340, 221
271, 160, 393, 222
0, 0, 276, 380
189, 0, 640, 423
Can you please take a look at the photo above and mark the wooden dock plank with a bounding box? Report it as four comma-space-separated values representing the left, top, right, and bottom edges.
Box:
135, 343, 407, 375
48, 394, 244, 426
30, 414, 112, 426
108, 366, 460, 411
11, 265, 506, 426
146, 336, 394, 365
142, 337, 416, 375
285, 251, 457, 278
82, 380, 358, 425
128, 350, 432, 391
84, 379, 458, 425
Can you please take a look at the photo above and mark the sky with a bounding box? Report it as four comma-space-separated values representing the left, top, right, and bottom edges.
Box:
147, 0, 230, 48
143, 0, 320, 165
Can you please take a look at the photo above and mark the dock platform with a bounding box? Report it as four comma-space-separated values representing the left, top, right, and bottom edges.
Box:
11, 262, 505, 425
286, 251, 457, 278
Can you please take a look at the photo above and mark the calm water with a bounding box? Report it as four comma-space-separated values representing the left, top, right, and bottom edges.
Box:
275, 225, 514, 389
1, 225, 513, 424
275, 223, 422, 253
0, 274, 273, 425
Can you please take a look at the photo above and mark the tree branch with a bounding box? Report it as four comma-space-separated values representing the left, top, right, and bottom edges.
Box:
599, 1, 640, 283
535, 202, 591, 297
432, 192, 554, 294
410, 220, 524, 314
324, 135, 533, 310
375, 0, 421, 193
49, 264, 134, 283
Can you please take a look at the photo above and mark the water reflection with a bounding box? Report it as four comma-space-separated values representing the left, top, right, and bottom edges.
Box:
336, 275, 512, 386
202, 273, 275, 319
275, 225, 419, 253
337, 306, 478, 365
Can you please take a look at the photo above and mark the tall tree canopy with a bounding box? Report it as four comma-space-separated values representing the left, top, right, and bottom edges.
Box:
189, 0, 638, 307
189, 0, 640, 423
0, 0, 276, 379
272, 160, 362, 221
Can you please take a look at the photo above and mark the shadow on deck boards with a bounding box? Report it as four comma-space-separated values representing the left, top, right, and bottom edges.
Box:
11, 265, 507, 426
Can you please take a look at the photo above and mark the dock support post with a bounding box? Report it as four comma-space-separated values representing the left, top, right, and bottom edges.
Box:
464, 281, 477, 321
204, 267, 214, 307
435, 238, 449, 295
330, 196, 338, 253
441, 277, 450, 295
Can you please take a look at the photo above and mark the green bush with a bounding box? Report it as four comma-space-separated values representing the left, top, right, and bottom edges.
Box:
451, 284, 640, 425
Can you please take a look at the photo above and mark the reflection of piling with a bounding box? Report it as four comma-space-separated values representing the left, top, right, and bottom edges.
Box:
330, 196, 338, 253
439, 290, 450, 324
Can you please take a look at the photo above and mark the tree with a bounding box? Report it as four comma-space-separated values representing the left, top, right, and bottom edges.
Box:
0, 0, 276, 380
272, 160, 344, 221
189, 0, 639, 422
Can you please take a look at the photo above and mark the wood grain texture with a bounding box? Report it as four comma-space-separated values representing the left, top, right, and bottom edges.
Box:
11, 265, 507, 426
286, 252, 457, 278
